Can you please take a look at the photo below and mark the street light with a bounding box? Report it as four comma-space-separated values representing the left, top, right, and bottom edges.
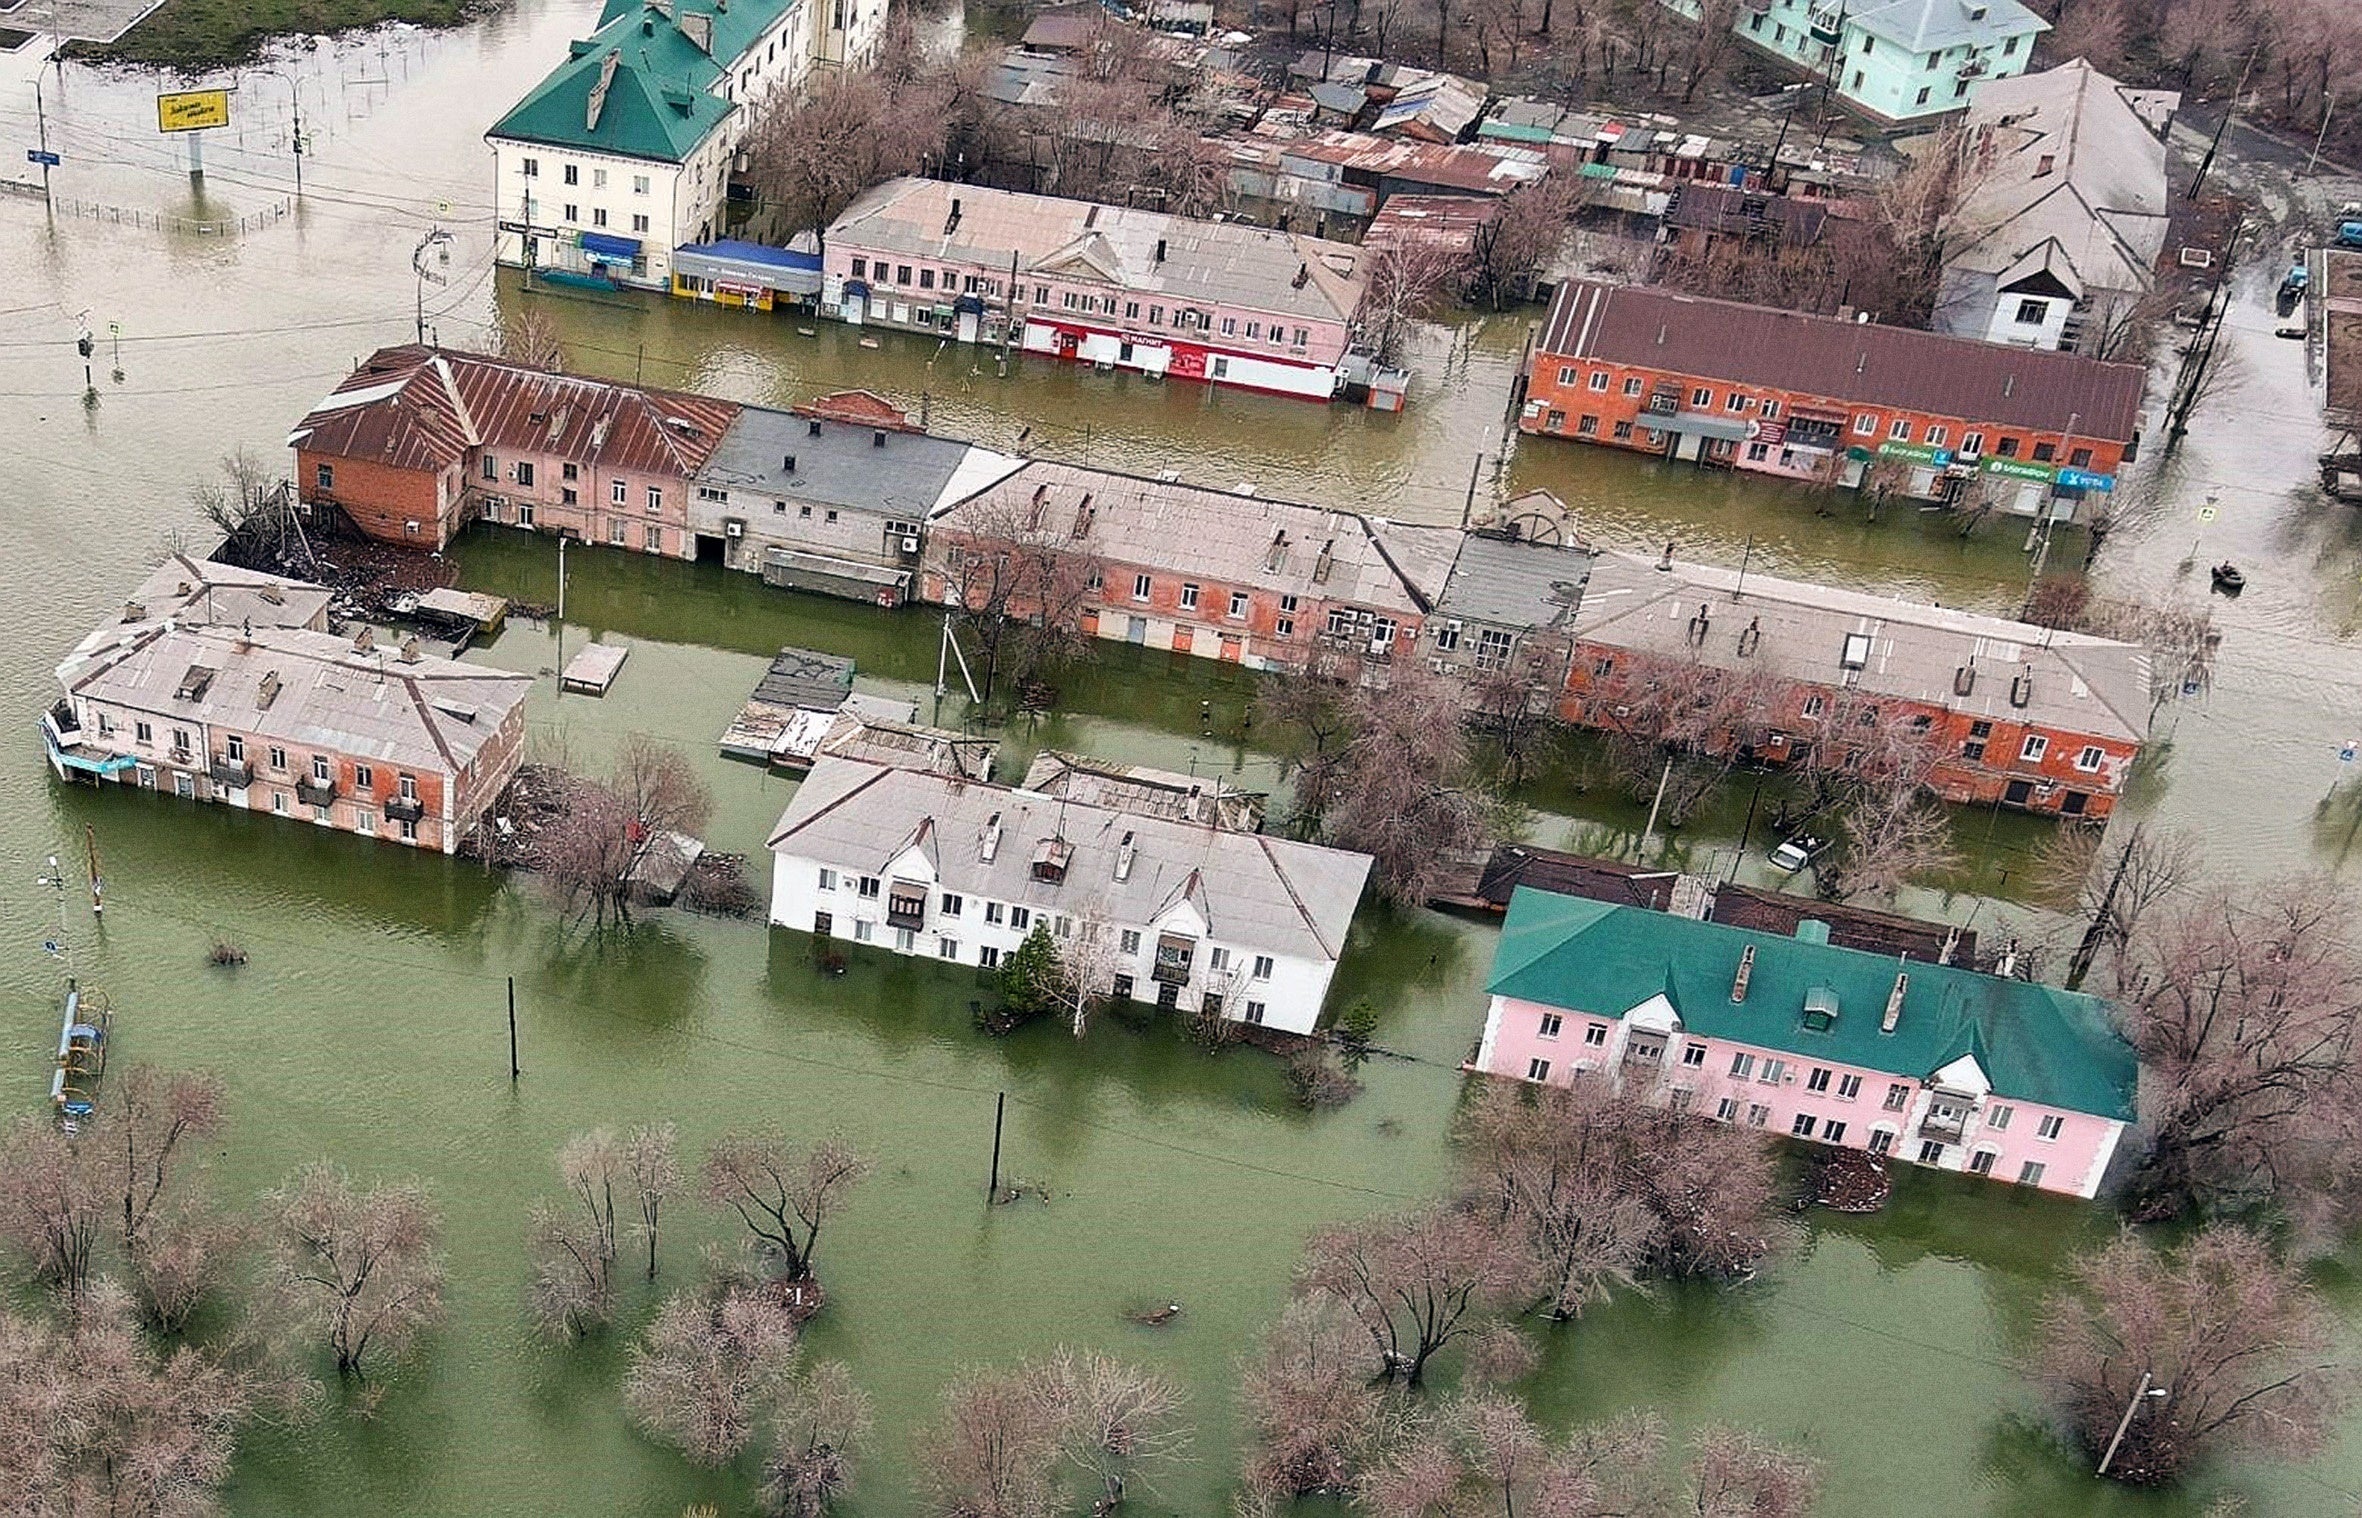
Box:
256, 68, 308, 196
2096, 1370, 2170, 1477
412, 227, 454, 346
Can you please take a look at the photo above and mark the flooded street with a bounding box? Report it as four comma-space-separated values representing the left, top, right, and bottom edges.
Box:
3, 4, 2362, 1515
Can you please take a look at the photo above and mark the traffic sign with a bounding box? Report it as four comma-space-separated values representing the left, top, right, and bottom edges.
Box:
26, 149, 59, 166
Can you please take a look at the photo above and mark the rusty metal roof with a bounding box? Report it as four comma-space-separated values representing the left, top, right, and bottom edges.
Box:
290, 346, 742, 480
1535, 281, 2147, 442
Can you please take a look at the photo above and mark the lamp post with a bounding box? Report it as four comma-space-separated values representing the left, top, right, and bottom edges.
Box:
412, 226, 453, 345
2096, 1370, 2169, 1478
259, 69, 307, 196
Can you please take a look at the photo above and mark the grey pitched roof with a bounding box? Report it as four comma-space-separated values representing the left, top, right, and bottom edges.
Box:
127, 555, 333, 631
58, 620, 530, 773
701, 405, 1019, 519
751, 647, 857, 711
1019, 749, 1265, 831
1436, 534, 1595, 631
768, 758, 1371, 963
1570, 550, 2150, 743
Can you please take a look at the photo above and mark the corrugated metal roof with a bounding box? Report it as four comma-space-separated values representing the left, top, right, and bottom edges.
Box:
128, 555, 333, 631
1436, 534, 1594, 630
1535, 281, 2147, 441
293, 347, 741, 480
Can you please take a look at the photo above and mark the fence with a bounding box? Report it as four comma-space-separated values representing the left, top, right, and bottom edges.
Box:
0, 183, 293, 237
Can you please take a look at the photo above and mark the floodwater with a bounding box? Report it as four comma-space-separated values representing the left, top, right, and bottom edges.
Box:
3, 2, 2362, 1514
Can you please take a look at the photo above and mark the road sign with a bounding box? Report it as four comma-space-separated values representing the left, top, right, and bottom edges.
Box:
26, 149, 58, 166
436, 199, 453, 215
156, 89, 231, 134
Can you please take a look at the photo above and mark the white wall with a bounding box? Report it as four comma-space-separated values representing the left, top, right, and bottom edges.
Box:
769, 847, 1341, 1032
489, 140, 685, 287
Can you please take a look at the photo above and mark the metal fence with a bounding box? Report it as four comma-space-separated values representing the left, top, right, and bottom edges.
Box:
0, 183, 292, 237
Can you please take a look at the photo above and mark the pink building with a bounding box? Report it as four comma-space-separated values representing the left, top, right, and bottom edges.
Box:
1473, 890, 2136, 1199
822, 178, 1370, 401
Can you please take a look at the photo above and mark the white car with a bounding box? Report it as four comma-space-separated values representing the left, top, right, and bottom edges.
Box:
1769, 835, 1825, 873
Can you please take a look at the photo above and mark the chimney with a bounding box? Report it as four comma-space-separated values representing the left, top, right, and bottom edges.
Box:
1266, 529, 1288, 571
2009, 669, 2032, 708
980, 811, 1003, 863
809, 417, 822, 436
122, 601, 146, 622
353, 626, 375, 653
946, 197, 962, 234
873, 429, 887, 448
784, 453, 797, 473
1881, 971, 1908, 1034
398, 635, 423, 663
1155, 238, 1167, 263
256, 671, 281, 710
1730, 944, 1755, 1003
1312, 539, 1334, 584
1114, 829, 1137, 882
1292, 262, 1310, 289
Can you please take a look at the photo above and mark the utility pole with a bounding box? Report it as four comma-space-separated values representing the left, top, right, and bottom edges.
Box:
2097, 1370, 2166, 1477
2309, 92, 2337, 178
412, 226, 452, 344
986, 1091, 1006, 1202
2189, 45, 2259, 201
84, 826, 103, 921
33, 77, 53, 213
2065, 827, 2138, 991
1461, 452, 1484, 528
507, 976, 520, 1081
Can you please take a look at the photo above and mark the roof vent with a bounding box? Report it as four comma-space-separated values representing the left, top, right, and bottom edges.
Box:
2009, 669, 2032, 708
1114, 829, 1137, 882
353, 626, 375, 653
1686, 602, 1710, 646
784, 453, 797, 473
809, 417, 822, 436
1155, 238, 1168, 263
1954, 662, 1975, 696
980, 811, 1003, 863
1030, 837, 1073, 883
256, 671, 282, 710
1731, 944, 1755, 1003
1803, 985, 1840, 1032
1293, 262, 1310, 289
259, 584, 284, 606
1657, 539, 1675, 571
398, 635, 423, 664
1881, 971, 1908, 1033
946, 197, 962, 234
122, 601, 146, 622
431, 699, 478, 724
174, 665, 216, 702
1737, 616, 1761, 657
1312, 540, 1334, 584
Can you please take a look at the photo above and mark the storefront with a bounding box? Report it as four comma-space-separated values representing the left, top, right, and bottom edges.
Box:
671, 241, 824, 313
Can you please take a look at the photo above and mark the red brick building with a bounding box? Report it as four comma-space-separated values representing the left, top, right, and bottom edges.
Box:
1519, 281, 2147, 516
1562, 551, 2151, 818
290, 347, 740, 554
920, 461, 1461, 673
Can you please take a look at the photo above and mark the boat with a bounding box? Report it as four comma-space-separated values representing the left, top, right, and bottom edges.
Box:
1769, 834, 1826, 873
49, 981, 111, 1131
2211, 562, 2246, 594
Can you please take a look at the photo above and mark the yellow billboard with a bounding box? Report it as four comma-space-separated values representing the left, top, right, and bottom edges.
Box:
156, 89, 231, 134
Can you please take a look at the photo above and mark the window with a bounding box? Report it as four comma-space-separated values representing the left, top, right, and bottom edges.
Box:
644, 525, 663, 553
1527, 1058, 1551, 1082
894, 927, 917, 954
561, 163, 578, 185
562, 204, 578, 223
1889, 417, 1911, 441
854, 875, 880, 899
311, 754, 331, 784
1791, 1114, 1817, 1138
315, 462, 334, 492
1961, 431, 1984, 455
1801, 693, 1826, 718
818, 868, 837, 891
1918, 1140, 1945, 1164
1759, 1058, 1787, 1084
2033, 440, 2057, 462
979, 946, 1001, 970
632, 214, 649, 234
1837, 1073, 1862, 1100
1132, 573, 1152, 602
1252, 955, 1273, 980
1228, 590, 1249, 619
268, 745, 286, 771
1916, 85, 1932, 105
938, 892, 962, 917
1010, 907, 1030, 931
1690, 386, 1712, 407
1208, 947, 1228, 972
646, 485, 663, 515
2018, 1160, 2046, 1186
1613, 420, 1633, 440
592, 168, 607, 189
1729, 1051, 1756, 1080
1853, 413, 1877, 436
2020, 734, 2048, 763
610, 519, 628, 545
919, 268, 935, 290
562, 488, 578, 506
1716, 1097, 1741, 1122
1727, 393, 1748, 412
1244, 1001, 1267, 1025
271, 791, 287, 813
1883, 1083, 1911, 1111
483, 455, 499, 482
1926, 426, 1947, 447
515, 461, 535, 489
1588, 369, 1610, 392
1276, 616, 1294, 638
2071, 447, 2094, 468
1120, 929, 1141, 954
1211, 357, 1230, 380
1824, 1121, 1847, 1144
1180, 583, 1200, 611
982, 901, 1005, 926
1806, 1066, 1832, 1094
2037, 1114, 2064, 1141
1538, 1012, 1564, 1038
1681, 1043, 1707, 1067
355, 810, 375, 835
1746, 1104, 1770, 1128
1583, 1023, 1607, 1047
521, 157, 539, 177
939, 937, 959, 960
1577, 415, 1599, 437
1868, 1128, 1895, 1155
2075, 745, 2104, 771
852, 920, 873, 943
227, 735, 245, 763
1969, 1149, 1997, 1176
611, 479, 628, 506
1622, 376, 1644, 397
896, 265, 912, 285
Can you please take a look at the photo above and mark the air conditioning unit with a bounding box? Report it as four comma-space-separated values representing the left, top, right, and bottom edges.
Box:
724, 520, 745, 539
901, 535, 921, 554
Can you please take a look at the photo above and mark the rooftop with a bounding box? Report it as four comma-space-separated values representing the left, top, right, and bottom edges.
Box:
828, 177, 1369, 324
1019, 749, 1265, 831
1435, 533, 1594, 632
488, 0, 801, 161
701, 403, 1022, 519
291, 347, 740, 480
1536, 280, 2148, 441
59, 616, 531, 775
751, 646, 857, 711
127, 555, 333, 631
929, 460, 1460, 616
1707, 881, 1977, 965
1571, 549, 2150, 743
1488, 889, 2134, 1120
769, 758, 1372, 963
1846, 0, 2048, 50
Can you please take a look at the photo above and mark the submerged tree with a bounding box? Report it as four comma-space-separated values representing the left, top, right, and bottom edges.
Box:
1295, 1204, 1532, 1387
626, 1122, 684, 1282
102, 1065, 238, 1332
1237, 1296, 1396, 1503
1322, 662, 1494, 907
541, 736, 714, 929
702, 1133, 872, 1285
624, 1271, 805, 1467
0, 1116, 106, 1306
527, 1128, 625, 1340
760, 1359, 874, 1518
262, 1164, 445, 1381
2031, 1227, 2350, 1485
916, 1350, 1189, 1517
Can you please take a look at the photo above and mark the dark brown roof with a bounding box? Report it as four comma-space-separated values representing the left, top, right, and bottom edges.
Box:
292, 346, 741, 481
1474, 845, 1678, 912
1707, 882, 1976, 965
795, 389, 918, 432
1663, 184, 1828, 246
1535, 280, 2147, 442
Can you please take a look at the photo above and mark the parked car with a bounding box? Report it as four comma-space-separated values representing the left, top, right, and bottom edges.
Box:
2338, 220, 2362, 250
1769, 834, 1826, 873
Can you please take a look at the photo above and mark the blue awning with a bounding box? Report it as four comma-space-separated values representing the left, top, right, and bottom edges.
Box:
840, 278, 870, 299
673, 240, 824, 295
580, 231, 642, 259
952, 293, 985, 314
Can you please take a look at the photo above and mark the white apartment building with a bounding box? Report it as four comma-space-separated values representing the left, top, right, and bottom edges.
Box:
766, 758, 1374, 1034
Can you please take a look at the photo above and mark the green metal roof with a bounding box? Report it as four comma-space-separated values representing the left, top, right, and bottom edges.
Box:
488, 0, 799, 162
1487, 889, 2137, 1121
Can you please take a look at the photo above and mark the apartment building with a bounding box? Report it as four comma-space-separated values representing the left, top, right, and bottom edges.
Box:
1701, 0, 2047, 124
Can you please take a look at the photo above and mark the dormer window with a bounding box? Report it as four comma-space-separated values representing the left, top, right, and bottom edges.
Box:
1802, 986, 1839, 1032
1030, 837, 1072, 883
1841, 632, 1872, 670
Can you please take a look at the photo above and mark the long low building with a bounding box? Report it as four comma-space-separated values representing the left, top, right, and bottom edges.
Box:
1474, 889, 2136, 1198
822, 177, 1372, 401
1520, 279, 2147, 518
45, 565, 532, 854
767, 757, 1372, 1033
1563, 549, 2150, 818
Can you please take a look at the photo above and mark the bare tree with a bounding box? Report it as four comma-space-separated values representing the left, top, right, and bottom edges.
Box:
541, 737, 714, 929
1354, 240, 1466, 369
1255, 654, 1361, 839
761, 1360, 874, 1518
1355, 1397, 1671, 1518
741, 64, 948, 233
1033, 1347, 1191, 1509
1792, 695, 1958, 903
2031, 1227, 2351, 1485
1296, 1204, 1532, 1387
1053, 910, 1125, 1038
2032, 823, 2197, 991
495, 305, 565, 372
937, 493, 1103, 704
2112, 879, 2362, 1234
627, 1122, 684, 1281
1238, 1297, 1395, 1503
1322, 662, 1494, 907
624, 1275, 804, 1467
527, 1129, 623, 1340
1675, 0, 1745, 99
917, 1364, 1065, 1518
0, 1117, 104, 1306
1592, 650, 1778, 829
702, 1133, 872, 1285
263, 1164, 445, 1381
1681, 1426, 1822, 1517
920, 1351, 1188, 1517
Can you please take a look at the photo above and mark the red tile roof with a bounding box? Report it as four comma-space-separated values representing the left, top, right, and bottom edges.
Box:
290, 346, 742, 479
1535, 280, 2147, 442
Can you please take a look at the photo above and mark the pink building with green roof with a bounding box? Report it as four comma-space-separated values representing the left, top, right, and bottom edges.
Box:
1472, 889, 2137, 1199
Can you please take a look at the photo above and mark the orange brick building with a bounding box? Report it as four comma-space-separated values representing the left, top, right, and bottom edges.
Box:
1519, 281, 2147, 515
1562, 551, 2151, 818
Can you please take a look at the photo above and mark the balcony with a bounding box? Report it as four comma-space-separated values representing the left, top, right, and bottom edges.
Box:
885, 885, 928, 932
1152, 933, 1196, 986
385, 795, 426, 824
209, 757, 252, 790
1919, 1102, 1971, 1143
295, 775, 338, 807
1622, 1033, 1669, 1068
